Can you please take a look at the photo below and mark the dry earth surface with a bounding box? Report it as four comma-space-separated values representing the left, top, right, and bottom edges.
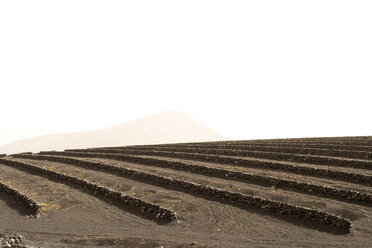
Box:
1, 136, 371, 247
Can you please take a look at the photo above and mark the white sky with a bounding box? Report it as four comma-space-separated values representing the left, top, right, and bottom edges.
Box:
1, 0, 371, 147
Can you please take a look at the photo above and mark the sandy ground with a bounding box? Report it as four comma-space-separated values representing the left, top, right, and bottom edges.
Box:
1, 138, 372, 247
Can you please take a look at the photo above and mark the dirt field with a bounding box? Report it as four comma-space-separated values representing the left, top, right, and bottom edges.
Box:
1, 136, 371, 247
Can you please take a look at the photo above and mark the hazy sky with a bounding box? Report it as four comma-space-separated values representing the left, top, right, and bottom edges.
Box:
1, 1, 371, 147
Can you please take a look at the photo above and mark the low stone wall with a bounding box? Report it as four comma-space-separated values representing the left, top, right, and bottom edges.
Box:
14, 152, 33, 155
126, 144, 372, 160
33, 153, 372, 205
111, 136, 372, 148
113, 146, 372, 169
0, 233, 27, 248
95, 142, 372, 153
48, 150, 372, 186
0, 181, 40, 217
0, 158, 176, 222
13, 154, 352, 233
187, 137, 372, 145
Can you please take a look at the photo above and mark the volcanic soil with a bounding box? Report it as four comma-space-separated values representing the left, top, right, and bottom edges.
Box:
1, 136, 372, 247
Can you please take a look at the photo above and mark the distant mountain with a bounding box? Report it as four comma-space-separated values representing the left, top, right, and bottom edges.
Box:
0, 110, 227, 154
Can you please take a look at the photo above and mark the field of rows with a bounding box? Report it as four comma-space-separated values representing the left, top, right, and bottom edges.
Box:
0, 136, 372, 247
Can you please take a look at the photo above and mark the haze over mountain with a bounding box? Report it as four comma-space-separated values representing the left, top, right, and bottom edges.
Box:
0, 110, 227, 155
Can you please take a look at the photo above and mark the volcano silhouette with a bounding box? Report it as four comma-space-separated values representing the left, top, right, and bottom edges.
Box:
0, 110, 227, 154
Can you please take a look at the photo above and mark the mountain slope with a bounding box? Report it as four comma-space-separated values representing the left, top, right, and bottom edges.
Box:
0, 110, 227, 154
